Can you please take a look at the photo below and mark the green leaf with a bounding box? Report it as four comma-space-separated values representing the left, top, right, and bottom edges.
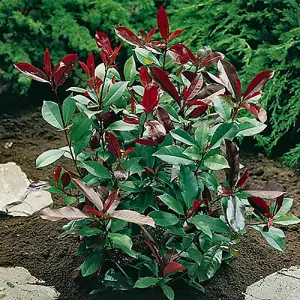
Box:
179, 165, 198, 208
79, 161, 111, 179
81, 250, 103, 277
124, 56, 137, 84
66, 87, 86, 93
79, 227, 103, 237
135, 187, 154, 212
195, 122, 209, 152
222, 196, 246, 232
70, 113, 91, 141
204, 154, 229, 170
36, 149, 65, 168
274, 197, 293, 217
42, 101, 64, 130
184, 146, 202, 160
118, 181, 143, 192
158, 194, 184, 215
252, 225, 285, 252
161, 284, 174, 300
64, 196, 77, 206
134, 48, 160, 65
273, 215, 300, 225
170, 129, 198, 146
149, 211, 179, 226
62, 96, 76, 124
134, 277, 159, 289
213, 97, 232, 121
153, 146, 194, 165
187, 248, 203, 266
108, 233, 138, 257
105, 81, 129, 106
107, 120, 138, 131
236, 117, 267, 137
74, 130, 92, 156
210, 123, 238, 149
197, 245, 222, 282
190, 215, 231, 234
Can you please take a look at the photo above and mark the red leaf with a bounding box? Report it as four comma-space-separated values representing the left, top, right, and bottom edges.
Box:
139, 66, 152, 87
109, 44, 123, 64
189, 104, 208, 118
156, 107, 174, 133
87, 53, 95, 76
100, 52, 108, 66
61, 173, 71, 187
186, 99, 209, 106
243, 70, 274, 100
144, 120, 166, 143
84, 205, 103, 217
123, 117, 139, 124
163, 261, 185, 276
146, 27, 157, 43
169, 29, 184, 41
185, 75, 203, 101
130, 97, 136, 113
225, 140, 239, 187
248, 197, 270, 214
196, 83, 225, 101
14, 62, 49, 83
53, 54, 77, 87
115, 26, 143, 47
132, 138, 157, 146
105, 131, 122, 158
95, 31, 113, 56
146, 240, 162, 265
149, 67, 181, 104
79, 61, 90, 77
157, 6, 169, 41
54, 166, 63, 183
274, 195, 284, 216
141, 85, 159, 114
236, 169, 250, 189
201, 52, 225, 67
242, 102, 267, 123
44, 48, 52, 77
169, 44, 197, 65
144, 167, 154, 174
206, 60, 241, 100
122, 147, 135, 158
111, 210, 155, 227
103, 190, 118, 213
114, 166, 129, 182
41, 207, 88, 221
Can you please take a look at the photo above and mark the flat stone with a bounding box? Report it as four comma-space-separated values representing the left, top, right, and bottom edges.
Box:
245, 266, 300, 300
0, 267, 59, 299
0, 162, 52, 216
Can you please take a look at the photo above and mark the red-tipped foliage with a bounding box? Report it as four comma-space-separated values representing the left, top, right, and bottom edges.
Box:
156, 107, 174, 133
163, 261, 185, 276
95, 31, 113, 56
115, 26, 143, 47
149, 67, 181, 104
185, 75, 203, 101
243, 70, 274, 100
201, 52, 225, 67
236, 169, 250, 189
105, 131, 122, 158
102, 190, 118, 213
53, 54, 77, 87
242, 102, 267, 123
169, 44, 197, 65
139, 66, 152, 87
248, 197, 270, 215
141, 85, 159, 114
43, 48, 52, 77
169, 29, 184, 41
157, 6, 169, 41
14, 62, 49, 83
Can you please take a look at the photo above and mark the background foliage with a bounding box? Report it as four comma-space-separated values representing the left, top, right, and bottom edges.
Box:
169, 0, 300, 166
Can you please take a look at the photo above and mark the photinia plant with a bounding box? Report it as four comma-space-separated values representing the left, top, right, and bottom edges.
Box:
15, 6, 300, 299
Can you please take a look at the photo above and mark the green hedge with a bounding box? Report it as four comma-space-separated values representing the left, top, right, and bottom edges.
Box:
0, 0, 157, 95
169, 0, 300, 166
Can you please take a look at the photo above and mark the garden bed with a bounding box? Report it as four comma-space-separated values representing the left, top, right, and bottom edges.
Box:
0, 108, 299, 300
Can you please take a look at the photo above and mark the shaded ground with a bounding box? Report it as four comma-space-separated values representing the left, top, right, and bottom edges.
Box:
0, 108, 299, 300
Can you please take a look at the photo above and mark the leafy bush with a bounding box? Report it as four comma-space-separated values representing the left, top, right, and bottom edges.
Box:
15, 7, 300, 299
169, 0, 300, 166
0, 0, 156, 95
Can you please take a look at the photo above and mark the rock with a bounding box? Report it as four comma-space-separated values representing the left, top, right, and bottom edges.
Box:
0, 267, 59, 299
244, 266, 300, 299
0, 162, 52, 216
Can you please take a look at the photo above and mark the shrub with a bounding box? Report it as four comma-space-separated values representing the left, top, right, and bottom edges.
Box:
15, 7, 299, 299
169, 0, 300, 166
0, 0, 157, 95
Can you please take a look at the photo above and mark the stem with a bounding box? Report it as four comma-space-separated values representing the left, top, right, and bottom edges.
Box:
54, 90, 83, 177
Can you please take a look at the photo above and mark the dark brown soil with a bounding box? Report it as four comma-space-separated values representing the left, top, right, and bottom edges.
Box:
0, 108, 299, 300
